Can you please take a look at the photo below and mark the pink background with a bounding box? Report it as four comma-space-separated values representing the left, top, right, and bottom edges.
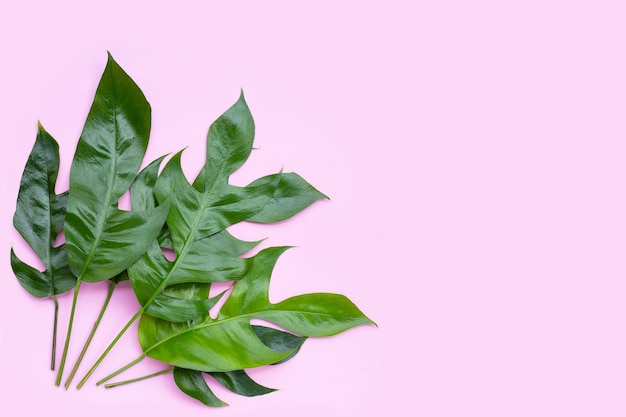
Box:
2, 1, 626, 415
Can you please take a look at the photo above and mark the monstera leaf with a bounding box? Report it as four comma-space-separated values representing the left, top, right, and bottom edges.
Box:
10, 123, 76, 370
56, 53, 169, 385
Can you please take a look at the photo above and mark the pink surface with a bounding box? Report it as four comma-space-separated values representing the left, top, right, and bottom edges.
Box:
2, 1, 626, 415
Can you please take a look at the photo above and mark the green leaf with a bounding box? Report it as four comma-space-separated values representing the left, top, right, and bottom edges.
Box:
57, 52, 168, 386
10, 124, 76, 370
127, 94, 281, 322
137, 246, 374, 372
194, 170, 327, 224
172, 325, 303, 406
173, 368, 228, 407
64, 52, 168, 283
247, 172, 329, 223
250, 324, 306, 365
208, 370, 275, 397
11, 123, 75, 297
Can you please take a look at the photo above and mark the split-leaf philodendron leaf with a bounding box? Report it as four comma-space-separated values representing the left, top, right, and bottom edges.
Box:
10, 52, 375, 407
11, 124, 76, 370
136, 246, 373, 373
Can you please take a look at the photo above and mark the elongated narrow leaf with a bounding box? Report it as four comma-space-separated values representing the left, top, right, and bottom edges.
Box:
11, 123, 75, 297
208, 370, 275, 397
173, 368, 228, 407
138, 246, 374, 372
127, 93, 281, 322
11, 124, 76, 371
64, 53, 168, 283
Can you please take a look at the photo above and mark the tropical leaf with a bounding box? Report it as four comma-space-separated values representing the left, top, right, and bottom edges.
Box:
173, 368, 228, 407
193, 168, 328, 224
83, 91, 344, 389
64, 53, 168, 282
11, 123, 75, 297
57, 52, 168, 385
126, 152, 260, 322
10, 123, 76, 370
175, 325, 305, 407
127, 93, 281, 323
137, 246, 374, 373
249, 324, 306, 365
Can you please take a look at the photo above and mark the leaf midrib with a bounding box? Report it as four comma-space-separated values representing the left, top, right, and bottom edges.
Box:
139, 159, 227, 312
144, 307, 358, 355
76, 81, 120, 280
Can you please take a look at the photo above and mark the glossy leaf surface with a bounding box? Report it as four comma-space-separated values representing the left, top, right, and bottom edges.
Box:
250, 324, 307, 365
138, 246, 374, 372
173, 368, 228, 407
193, 169, 327, 224
11, 124, 75, 297
246, 172, 328, 223
127, 94, 281, 322
174, 325, 304, 407
64, 53, 168, 283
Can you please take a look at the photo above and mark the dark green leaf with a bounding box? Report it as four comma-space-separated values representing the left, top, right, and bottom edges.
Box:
11, 123, 75, 297
64, 53, 168, 283
173, 368, 228, 407
127, 94, 280, 322
251, 324, 307, 365
208, 370, 275, 397
247, 172, 328, 223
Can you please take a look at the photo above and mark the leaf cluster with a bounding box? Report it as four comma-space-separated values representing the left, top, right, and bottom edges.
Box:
10, 53, 375, 407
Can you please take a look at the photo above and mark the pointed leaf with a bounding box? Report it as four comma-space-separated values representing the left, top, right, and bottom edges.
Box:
247, 172, 329, 223
208, 370, 275, 397
204, 91, 255, 189
173, 368, 228, 407
64, 53, 167, 282
219, 247, 375, 336
137, 247, 374, 372
127, 95, 280, 323
11, 124, 75, 297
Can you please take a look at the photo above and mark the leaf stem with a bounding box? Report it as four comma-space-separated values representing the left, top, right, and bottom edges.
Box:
55, 279, 82, 386
76, 308, 144, 389
51, 295, 59, 371
104, 368, 173, 389
64, 280, 116, 389
96, 353, 147, 386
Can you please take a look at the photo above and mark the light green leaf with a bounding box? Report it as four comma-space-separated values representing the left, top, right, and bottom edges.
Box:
138, 246, 374, 372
